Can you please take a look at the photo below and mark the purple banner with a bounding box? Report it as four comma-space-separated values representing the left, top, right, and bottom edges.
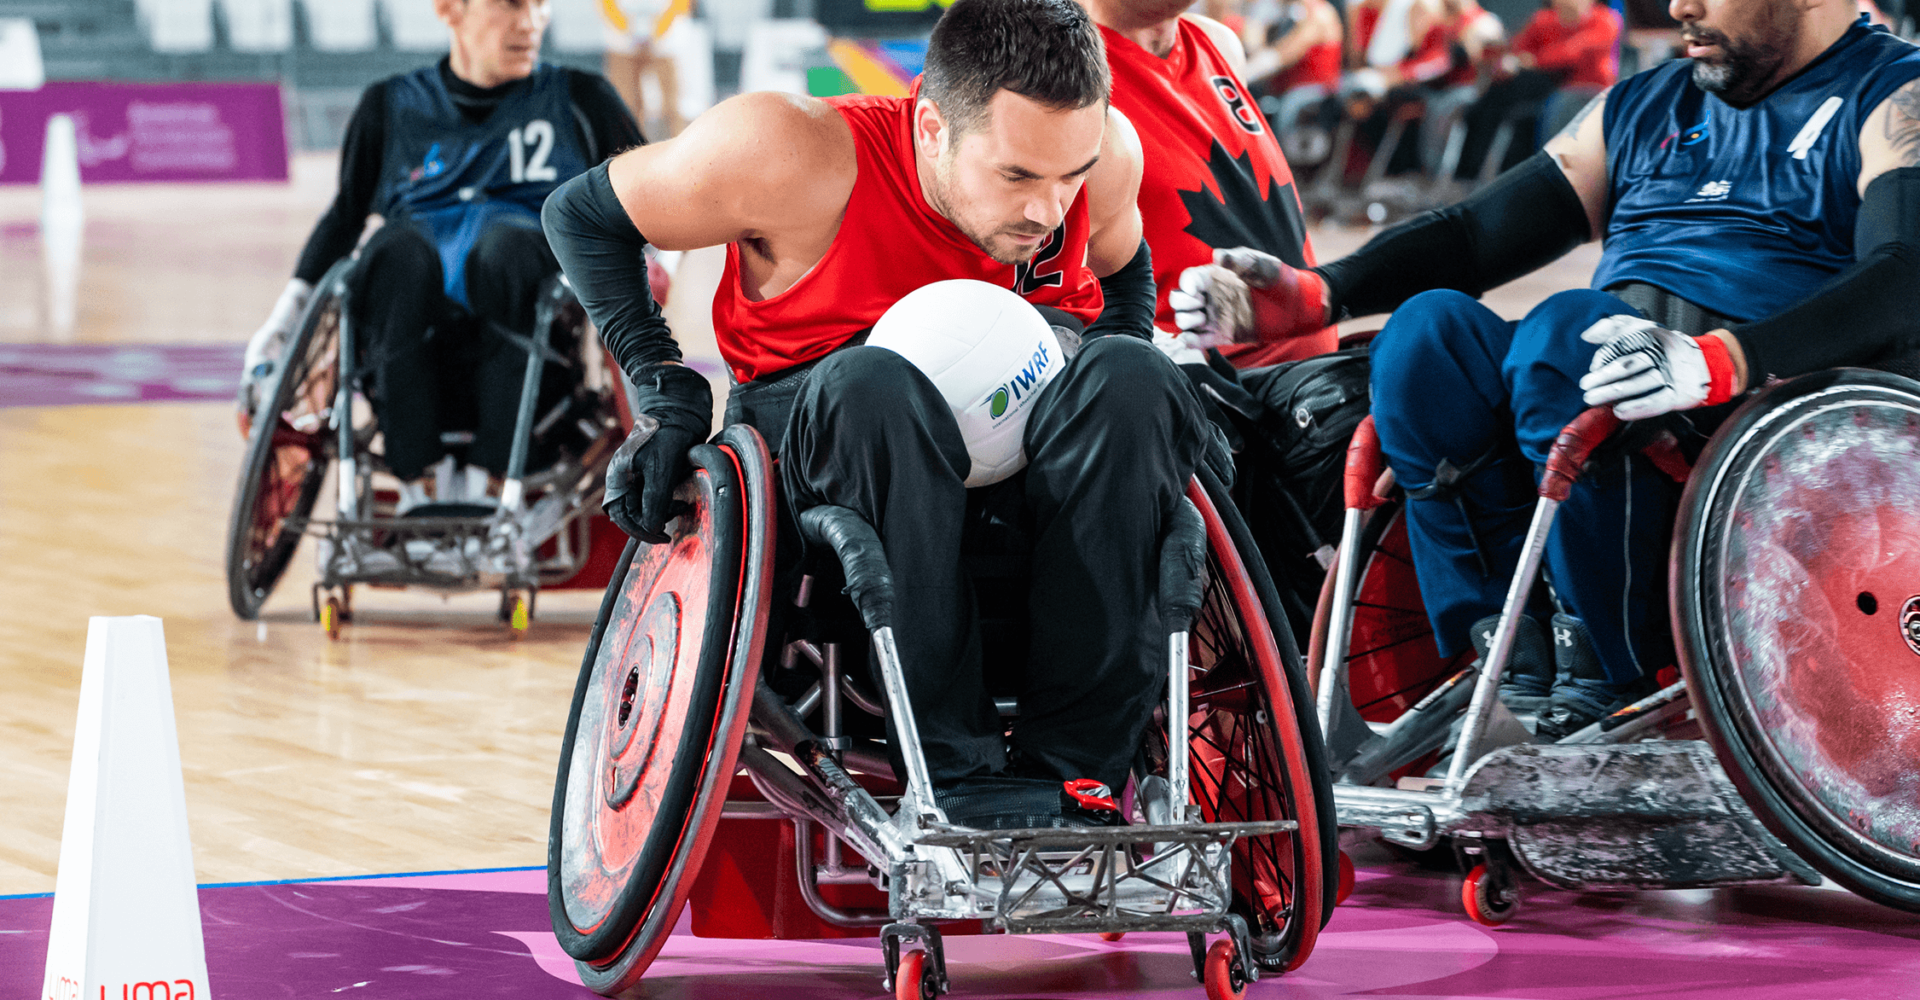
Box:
0, 81, 288, 184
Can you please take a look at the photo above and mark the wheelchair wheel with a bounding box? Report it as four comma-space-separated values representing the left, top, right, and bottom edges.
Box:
1675, 369, 1920, 912
225, 260, 350, 619
1172, 473, 1334, 971
1308, 501, 1470, 722
549, 426, 777, 992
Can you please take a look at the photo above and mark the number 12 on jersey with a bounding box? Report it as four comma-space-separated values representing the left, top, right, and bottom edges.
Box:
508, 120, 557, 183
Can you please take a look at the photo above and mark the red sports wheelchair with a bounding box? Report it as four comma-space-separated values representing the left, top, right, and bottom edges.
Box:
1308, 367, 1920, 924
545, 424, 1339, 1000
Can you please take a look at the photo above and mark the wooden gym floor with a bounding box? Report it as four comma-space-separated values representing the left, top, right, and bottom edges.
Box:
10, 154, 1920, 1000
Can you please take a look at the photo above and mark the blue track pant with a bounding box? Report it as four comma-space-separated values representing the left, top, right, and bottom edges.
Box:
1369, 289, 1677, 687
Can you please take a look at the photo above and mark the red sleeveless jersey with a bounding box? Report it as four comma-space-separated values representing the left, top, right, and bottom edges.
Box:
710, 93, 1104, 384
1103, 19, 1335, 368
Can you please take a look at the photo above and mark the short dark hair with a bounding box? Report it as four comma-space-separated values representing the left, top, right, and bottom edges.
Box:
921, 0, 1109, 138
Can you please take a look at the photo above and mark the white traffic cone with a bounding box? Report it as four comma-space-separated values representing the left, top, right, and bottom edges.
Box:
40, 111, 83, 338
40, 617, 213, 1000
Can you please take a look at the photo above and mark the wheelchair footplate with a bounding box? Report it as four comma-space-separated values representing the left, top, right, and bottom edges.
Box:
915, 818, 1297, 933
306, 513, 526, 590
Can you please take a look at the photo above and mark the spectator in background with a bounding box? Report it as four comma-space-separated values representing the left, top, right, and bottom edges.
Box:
1241, 0, 1346, 162
1418, 0, 1505, 176
602, 0, 688, 137
1453, 0, 1621, 179
1339, 0, 1455, 177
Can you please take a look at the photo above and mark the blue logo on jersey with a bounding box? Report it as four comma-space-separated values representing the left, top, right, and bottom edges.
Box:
409, 142, 447, 182
1660, 122, 1710, 151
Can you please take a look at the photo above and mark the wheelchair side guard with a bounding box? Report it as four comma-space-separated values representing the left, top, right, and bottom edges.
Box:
549, 429, 774, 987
1449, 742, 1818, 891
1676, 370, 1920, 912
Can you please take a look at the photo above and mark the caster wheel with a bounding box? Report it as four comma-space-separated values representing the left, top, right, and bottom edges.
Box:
893, 948, 936, 1000
320, 596, 343, 641
1462, 863, 1519, 926
1336, 850, 1355, 905
505, 592, 531, 639
1098, 931, 1126, 942
1203, 938, 1247, 1000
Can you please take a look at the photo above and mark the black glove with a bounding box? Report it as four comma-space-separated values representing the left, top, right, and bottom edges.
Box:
605, 364, 712, 543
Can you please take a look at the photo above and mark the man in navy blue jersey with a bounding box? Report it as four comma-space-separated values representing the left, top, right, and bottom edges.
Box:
240, 0, 641, 505
1171, 0, 1920, 738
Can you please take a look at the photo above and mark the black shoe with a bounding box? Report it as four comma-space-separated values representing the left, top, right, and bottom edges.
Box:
1535, 614, 1649, 741
1472, 613, 1553, 717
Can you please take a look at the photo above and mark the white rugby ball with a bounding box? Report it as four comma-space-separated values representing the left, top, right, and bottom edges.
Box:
867, 280, 1064, 487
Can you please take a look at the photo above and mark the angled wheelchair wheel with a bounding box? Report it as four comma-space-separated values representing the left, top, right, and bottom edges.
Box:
1675, 369, 1920, 912
1172, 473, 1335, 971
1307, 501, 1470, 722
225, 259, 351, 619
549, 426, 777, 993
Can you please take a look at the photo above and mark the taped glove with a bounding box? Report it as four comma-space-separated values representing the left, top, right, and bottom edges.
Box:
1578, 315, 1737, 421
1168, 247, 1330, 350
605, 364, 712, 543
238, 278, 312, 426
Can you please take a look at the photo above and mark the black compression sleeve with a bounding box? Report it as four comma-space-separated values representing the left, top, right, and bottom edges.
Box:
1084, 238, 1155, 341
1312, 151, 1590, 319
295, 82, 387, 284
1730, 167, 1920, 381
542, 161, 680, 377
566, 70, 645, 161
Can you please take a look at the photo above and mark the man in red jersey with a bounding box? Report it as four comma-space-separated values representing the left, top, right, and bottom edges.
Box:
1087, 0, 1337, 367
543, 0, 1213, 828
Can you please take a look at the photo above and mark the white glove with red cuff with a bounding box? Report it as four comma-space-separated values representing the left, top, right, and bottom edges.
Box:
1168, 247, 1330, 350
1578, 315, 1738, 421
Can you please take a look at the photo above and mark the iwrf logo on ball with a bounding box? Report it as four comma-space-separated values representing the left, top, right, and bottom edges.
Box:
985, 338, 1054, 424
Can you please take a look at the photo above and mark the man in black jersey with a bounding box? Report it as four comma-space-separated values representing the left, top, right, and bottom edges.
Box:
240, 0, 640, 507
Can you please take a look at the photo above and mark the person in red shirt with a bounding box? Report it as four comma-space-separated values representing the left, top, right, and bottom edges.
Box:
1453, 0, 1622, 178
543, 0, 1214, 828
1091, 0, 1338, 366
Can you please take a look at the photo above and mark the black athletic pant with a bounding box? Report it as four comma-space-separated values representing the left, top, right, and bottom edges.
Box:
774, 337, 1210, 791
350, 220, 560, 480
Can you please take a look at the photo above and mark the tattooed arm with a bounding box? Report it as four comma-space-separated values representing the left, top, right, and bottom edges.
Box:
1541, 86, 1613, 243
1858, 75, 1920, 194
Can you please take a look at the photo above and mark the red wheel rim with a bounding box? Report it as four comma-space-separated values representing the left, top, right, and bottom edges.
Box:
1708, 395, 1920, 872
1345, 509, 1473, 722
557, 465, 734, 946
1185, 482, 1325, 971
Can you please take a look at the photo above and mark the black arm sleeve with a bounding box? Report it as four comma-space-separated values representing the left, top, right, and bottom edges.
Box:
1730, 167, 1920, 381
294, 82, 388, 284
1312, 151, 1591, 319
1083, 238, 1156, 341
542, 161, 680, 377
566, 70, 646, 162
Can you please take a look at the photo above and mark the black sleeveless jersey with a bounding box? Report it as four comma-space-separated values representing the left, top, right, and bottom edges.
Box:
376, 63, 592, 307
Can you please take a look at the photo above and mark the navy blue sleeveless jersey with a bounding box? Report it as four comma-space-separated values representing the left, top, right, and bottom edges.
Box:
1592, 18, 1920, 322
377, 63, 591, 308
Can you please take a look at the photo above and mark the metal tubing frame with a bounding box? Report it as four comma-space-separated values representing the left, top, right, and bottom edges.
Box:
501, 278, 564, 512
1444, 496, 1562, 791
871, 625, 941, 822
332, 272, 359, 522
1317, 507, 1367, 733
1168, 632, 1191, 822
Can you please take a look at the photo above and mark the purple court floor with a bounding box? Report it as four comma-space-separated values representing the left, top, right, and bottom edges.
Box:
0, 343, 244, 407
6, 849, 1919, 999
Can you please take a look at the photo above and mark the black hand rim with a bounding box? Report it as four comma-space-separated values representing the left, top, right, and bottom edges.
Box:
224, 259, 352, 619
1200, 466, 1340, 933
1675, 367, 1920, 913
